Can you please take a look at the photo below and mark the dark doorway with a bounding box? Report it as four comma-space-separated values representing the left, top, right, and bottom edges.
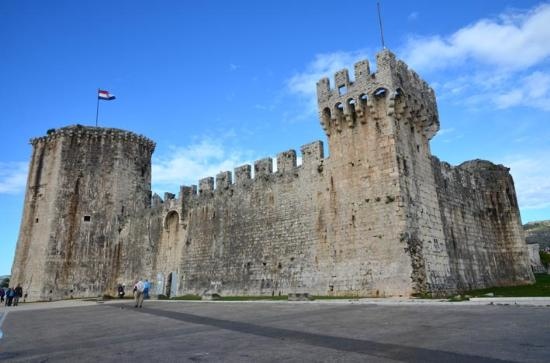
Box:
166, 272, 172, 298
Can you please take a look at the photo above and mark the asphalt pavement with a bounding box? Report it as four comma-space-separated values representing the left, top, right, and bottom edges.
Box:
0, 298, 548, 362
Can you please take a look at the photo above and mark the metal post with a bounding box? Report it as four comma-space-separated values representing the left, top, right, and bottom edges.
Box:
95, 88, 100, 127
377, 1, 386, 49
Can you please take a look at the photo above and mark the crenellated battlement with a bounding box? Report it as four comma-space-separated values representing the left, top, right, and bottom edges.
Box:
276, 150, 297, 172
316, 49, 439, 140
165, 140, 325, 211
254, 157, 273, 178
30, 124, 156, 153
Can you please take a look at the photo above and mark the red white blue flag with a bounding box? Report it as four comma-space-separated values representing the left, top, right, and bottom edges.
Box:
98, 89, 116, 100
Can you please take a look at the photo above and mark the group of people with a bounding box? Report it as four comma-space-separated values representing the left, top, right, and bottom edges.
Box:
1, 281, 151, 308
1, 285, 23, 306
117, 279, 151, 308
1, 281, 149, 308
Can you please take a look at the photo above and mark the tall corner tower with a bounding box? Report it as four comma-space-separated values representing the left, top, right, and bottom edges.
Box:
316, 49, 439, 154
11, 125, 155, 301
314, 49, 447, 296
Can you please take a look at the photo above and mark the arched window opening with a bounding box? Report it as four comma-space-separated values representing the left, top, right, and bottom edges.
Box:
347, 98, 356, 113
347, 98, 357, 124
374, 87, 387, 98
359, 94, 369, 117
335, 102, 344, 116
164, 210, 180, 230
322, 107, 332, 127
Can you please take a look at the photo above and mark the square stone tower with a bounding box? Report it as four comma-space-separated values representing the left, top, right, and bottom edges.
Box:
315, 49, 532, 294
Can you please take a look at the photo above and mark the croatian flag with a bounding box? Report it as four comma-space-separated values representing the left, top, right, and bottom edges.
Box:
98, 89, 116, 100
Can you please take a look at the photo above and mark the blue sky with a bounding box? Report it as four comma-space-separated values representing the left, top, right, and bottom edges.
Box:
1, 1, 549, 276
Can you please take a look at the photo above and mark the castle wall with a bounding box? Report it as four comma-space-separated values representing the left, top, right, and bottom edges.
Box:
431, 159, 534, 291
144, 50, 533, 298
163, 135, 414, 297
527, 244, 546, 273
154, 52, 428, 298
379, 55, 452, 295
12, 50, 535, 301
114, 204, 163, 294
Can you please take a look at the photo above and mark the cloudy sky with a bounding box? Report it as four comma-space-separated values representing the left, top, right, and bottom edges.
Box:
1, 1, 549, 276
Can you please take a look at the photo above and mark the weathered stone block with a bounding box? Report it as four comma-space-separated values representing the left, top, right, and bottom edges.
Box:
254, 158, 273, 177
276, 150, 297, 173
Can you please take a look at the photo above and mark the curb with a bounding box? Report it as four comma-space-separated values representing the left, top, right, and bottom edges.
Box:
469, 297, 550, 306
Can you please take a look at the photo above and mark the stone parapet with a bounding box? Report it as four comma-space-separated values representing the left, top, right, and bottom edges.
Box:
316, 50, 439, 140
30, 124, 156, 153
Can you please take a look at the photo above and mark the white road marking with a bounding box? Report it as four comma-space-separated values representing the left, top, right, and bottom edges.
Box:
0, 311, 8, 339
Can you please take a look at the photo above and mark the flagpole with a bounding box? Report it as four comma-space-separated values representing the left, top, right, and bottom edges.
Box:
377, 1, 386, 49
95, 88, 100, 127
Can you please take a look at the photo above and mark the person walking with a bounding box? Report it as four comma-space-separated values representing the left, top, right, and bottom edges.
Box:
143, 279, 150, 299
5, 287, 14, 306
133, 279, 145, 308
13, 285, 23, 306
0, 288, 4, 303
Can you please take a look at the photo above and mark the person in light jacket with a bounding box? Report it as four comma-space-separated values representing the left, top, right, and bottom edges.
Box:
133, 279, 145, 308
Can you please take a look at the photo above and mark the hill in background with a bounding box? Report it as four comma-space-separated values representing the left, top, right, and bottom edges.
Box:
524, 220, 550, 249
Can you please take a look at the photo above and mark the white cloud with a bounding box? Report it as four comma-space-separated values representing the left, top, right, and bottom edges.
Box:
504, 153, 550, 210
437, 128, 455, 136
286, 50, 369, 116
490, 71, 550, 111
433, 128, 463, 143
403, 4, 550, 71
401, 4, 550, 112
522, 71, 550, 110
493, 89, 523, 109
408, 12, 419, 21
152, 138, 255, 194
0, 162, 28, 194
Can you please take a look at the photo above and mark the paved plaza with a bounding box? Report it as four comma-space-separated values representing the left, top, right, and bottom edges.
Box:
0, 299, 549, 362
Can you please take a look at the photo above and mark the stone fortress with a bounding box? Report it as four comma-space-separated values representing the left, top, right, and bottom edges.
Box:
12, 50, 534, 302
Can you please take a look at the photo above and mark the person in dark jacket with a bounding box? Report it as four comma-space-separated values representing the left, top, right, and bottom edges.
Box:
5, 287, 14, 306
14, 285, 23, 306
117, 284, 125, 299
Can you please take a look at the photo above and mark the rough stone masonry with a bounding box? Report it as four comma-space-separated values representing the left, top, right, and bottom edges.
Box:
11, 50, 534, 301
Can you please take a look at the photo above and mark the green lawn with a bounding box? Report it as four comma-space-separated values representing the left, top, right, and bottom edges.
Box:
165, 275, 550, 301
168, 294, 202, 300
217, 295, 288, 301
167, 294, 363, 301
465, 274, 550, 297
